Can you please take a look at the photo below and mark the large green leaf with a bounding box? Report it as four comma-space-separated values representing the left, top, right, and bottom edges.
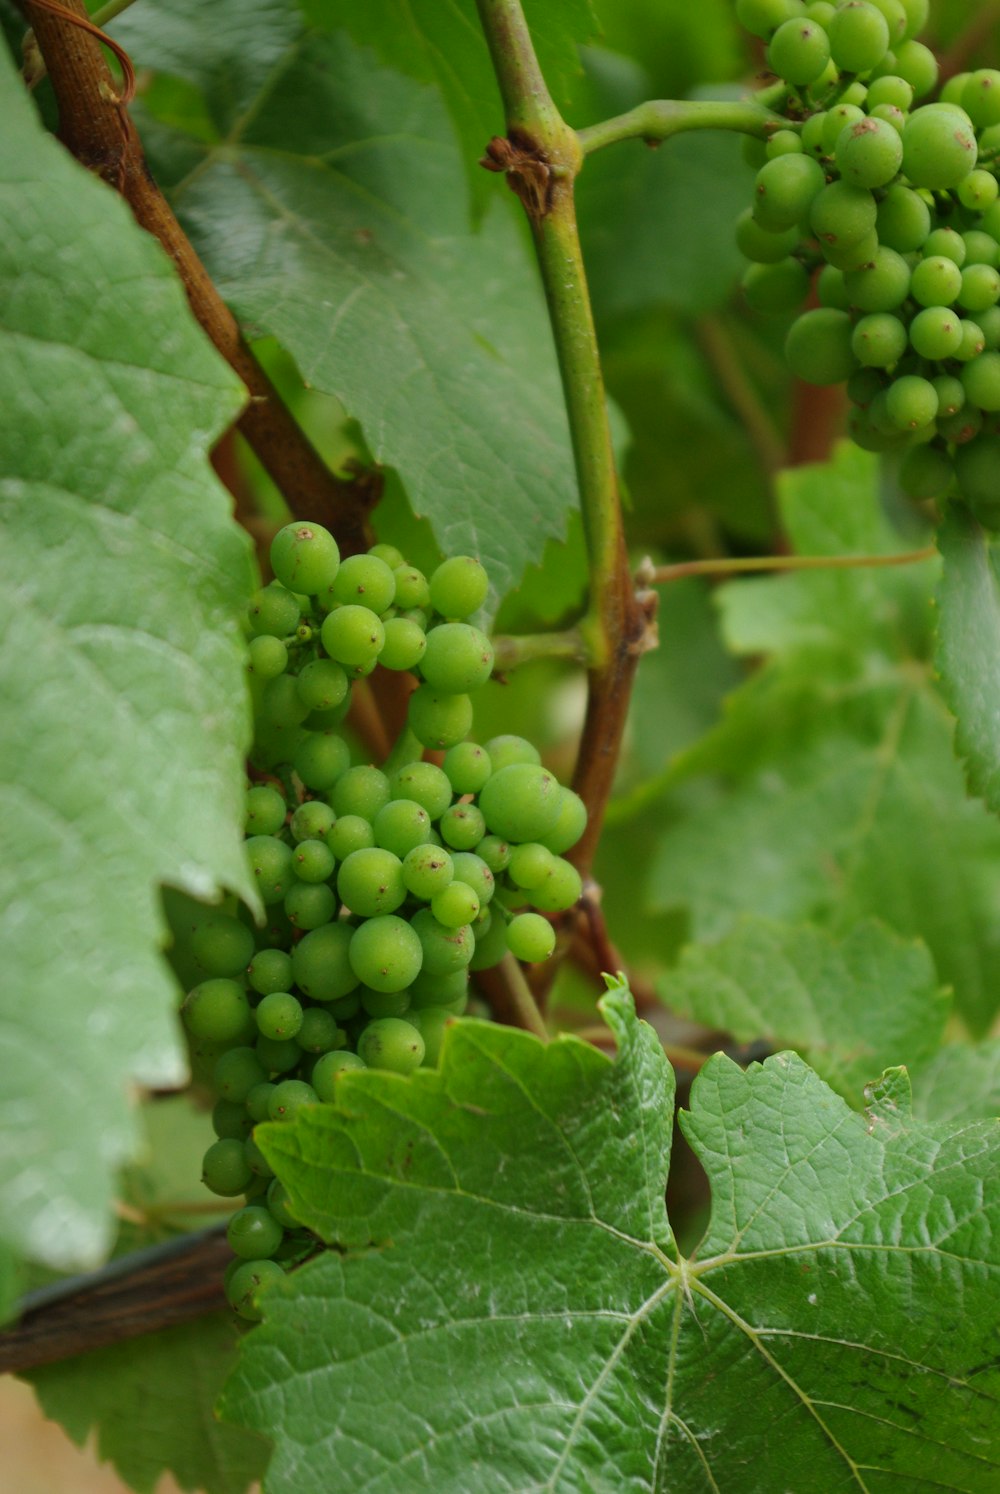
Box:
28, 1314, 269, 1494
660, 917, 947, 1103
121, 10, 577, 607
0, 50, 254, 1270
220, 985, 1000, 1491
936, 504, 1000, 817
912, 1040, 1000, 1123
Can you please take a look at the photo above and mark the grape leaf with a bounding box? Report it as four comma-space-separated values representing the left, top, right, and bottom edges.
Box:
912, 1040, 1000, 1124
28, 1314, 269, 1494
935, 504, 1000, 817
660, 917, 947, 1103
220, 985, 1000, 1492
0, 49, 255, 1269
121, 14, 577, 608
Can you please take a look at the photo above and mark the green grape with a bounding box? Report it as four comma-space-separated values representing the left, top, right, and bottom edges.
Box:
901, 105, 976, 188
452, 850, 495, 906
202, 1138, 254, 1197
291, 837, 336, 884
765, 128, 804, 158
441, 743, 492, 799
369, 542, 405, 568
800, 111, 829, 160
475, 834, 512, 873
247, 948, 293, 997
360, 985, 412, 1018
402, 843, 454, 900
212, 1098, 252, 1140
767, 18, 830, 82
742, 259, 810, 314
440, 804, 487, 852
752, 155, 826, 234
288, 801, 333, 845
962, 353, 1000, 410
419, 623, 494, 694
810, 181, 877, 252
787, 308, 859, 380
349, 915, 423, 992
910, 255, 963, 307
293, 730, 350, 791
255, 990, 303, 1041
409, 968, 469, 1008
213, 1045, 267, 1103
320, 604, 385, 670
508, 842, 556, 890
428, 556, 490, 618
898, 0, 928, 39
899, 442, 954, 498
867, 389, 902, 437
305, 701, 351, 732
955, 438, 1000, 524
938, 406, 983, 444
357, 1017, 425, 1074
270, 522, 340, 596
248, 582, 299, 639
923, 228, 966, 265
836, 117, 903, 189
962, 70, 1000, 129
506, 913, 556, 963
893, 38, 937, 97
337, 847, 406, 917
483, 735, 540, 771
255, 1034, 302, 1075
910, 306, 963, 359
960, 265, 1000, 314
885, 374, 938, 429
268, 1079, 317, 1121
869, 102, 906, 134
297, 1007, 343, 1054
227, 1204, 284, 1260
822, 105, 866, 156
264, 1180, 299, 1230
388, 762, 452, 820
295, 658, 349, 712
805, 0, 836, 21
246, 1081, 277, 1123
182, 979, 251, 1043
432, 881, 480, 928
843, 246, 910, 311
930, 374, 965, 416
817, 265, 852, 310
823, 225, 879, 272
252, 904, 296, 952
478, 763, 561, 845
284, 879, 335, 930
373, 798, 432, 858
467, 910, 509, 971
257, 674, 310, 729
190, 914, 255, 979
411, 907, 475, 976
331, 765, 391, 820
963, 232, 1000, 268
978, 307, 1000, 351
875, 183, 930, 252
735, 208, 801, 264
248, 634, 288, 682
392, 565, 430, 610
958, 170, 1000, 212
312, 1050, 366, 1099
828, 2, 890, 72
327, 813, 375, 861
331, 554, 396, 614
408, 1006, 454, 1067
941, 70, 971, 106
408, 686, 474, 750
866, 71, 912, 108
537, 789, 586, 855
736, 0, 806, 39
379, 616, 427, 671
245, 785, 287, 836
530, 857, 584, 914
961, 313, 992, 358
226, 1258, 285, 1322
743, 135, 768, 171
292, 921, 358, 1002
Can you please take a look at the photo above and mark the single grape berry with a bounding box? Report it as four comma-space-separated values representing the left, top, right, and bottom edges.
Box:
326, 814, 375, 861
245, 836, 295, 906
247, 947, 293, 996
428, 556, 490, 618
349, 915, 424, 992
295, 658, 349, 713
827, 2, 891, 74
255, 990, 304, 1041
268, 1079, 318, 1121
245, 785, 287, 837
331, 765, 391, 821
402, 843, 455, 900
357, 1017, 425, 1074
320, 605, 385, 670
373, 799, 432, 858
389, 761, 454, 820
767, 19, 831, 85
271, 521, 340, 596
379, 616, 427, 671
226, 1258, 286, 1321
291, 922, 359, 1002
835, 117, 903, 189
478, 762, 563, 842
420, 623, 495, 694
408, 687, 474, 750
331, 553, 396, 614
901, 105, 977, 189
227, 1205, 285, 1260
181, 979, 251, 1043
202, 1138, 255, 1197
752, 154, 826, 232
337, 847, 407, 917
507, 913, 556, 963
312, 1051, 367, 1100
248, 583, 299, 639
248, 634, 288, 681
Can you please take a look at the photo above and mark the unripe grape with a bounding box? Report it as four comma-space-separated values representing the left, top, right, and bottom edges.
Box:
901, 106, 976, 188
411, 907, 475, 975
369, 542, 404, 569
828, 3, 890, 73
360, 985, 412, 1018
478, 762, 563, 842
374, 798, 432, 858
389, 761, 453, 820
800, 112, 829, 159
847, 367, 885, 407
843, 246, 910, 311
292, 922, 358, 1001
529, 857, 584, 913
742, 259, 810, 314
212, 1098, 251, 1140
923, 228, 965, 265
822, 104, 866, 155
331, 765, 391, 820
893, 39, 937, 98
258, 673, 309, 728
869, 103, 906, 134
255, 991, 304, 1041
409, 968, 469, 1009
271, 522, 340, 596
443, 741, 492, 795
484, 735, 540, 771
312, 1051, 367, 1100
852, 312, 908, 367
507, 913, 556, 963
246, 1081, 277, 1123
295, 658, 349, 713
331, 554, 396, 614
297, 1007, 343, 1054
327, 814, 375, 861
408, 686, 474, 750
248, 582, 299, 639
226, 1258, 285, 1322
810, 181, 877, 252
247, 948, 293, 997
440, 803, 487, 851
910, 306, 963, 359
941, 71, 971, 107
885, 374, 938, 430
765, 128, 803, 159
508, 842, 556, 889
248, 634, 288, 681
254, 1034, 302, 1075
958, 265, 1000, 314
228, 1204, 284, 1260
866, 0, 906, 45
182, 979, 251, 1043
432, 881, 481, 928
202, 1138, 254, 1197
963, 232, 1000, 269
245, 785, 287, 837
357, 1017, 425, 1074
962, 70, 1000, 130
767, 19, 831, 84
266, 1180, 301, 1230
379, 616, 427, 671
475, 835, 512, 874
291, 837, 336, 884
190, 914, 255, 979
875, 184, 930, 252
268, 1079, 318, 1121
450, 852, 495, 907
818, 266, 851, 310
959, 172, 999, 213
961, 353, 1000, 410
898, 0, 928, 40
420, 623, 494, 693
284, 880, 335, 930
835, 116, 903, 187
910, 255, 963, 307
402, 843, 454, 900
245, 836, 294, 905
938, 406, 983, 445
293, 729, 350, 791
979, 308, 1000, 351
338, 847, 406, 917
349, 915, 423, 992
428, 556, 490, 618
786, 308, 858, 382
321, 604, 385, 669
213, 1046, 268, 1103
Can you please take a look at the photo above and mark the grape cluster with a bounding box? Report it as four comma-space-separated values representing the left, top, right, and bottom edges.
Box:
736, 1, 1000, 525
171, 522, 586, 1320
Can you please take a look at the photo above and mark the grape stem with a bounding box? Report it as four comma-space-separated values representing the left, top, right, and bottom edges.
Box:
491, 627, 588, 671
475, 0, 651, 879
640, 545, 938, 585
577, 97, 792, 157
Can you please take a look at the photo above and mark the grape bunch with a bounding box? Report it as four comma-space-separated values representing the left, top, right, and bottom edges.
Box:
736, 1, 1000, 525
169, 521, 586, 1320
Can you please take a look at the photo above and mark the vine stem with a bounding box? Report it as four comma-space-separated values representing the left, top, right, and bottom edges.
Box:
475, 0, 650, 876
19, 0, 378, 547
577, 97, 791, 155
641, 545, 937, 585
